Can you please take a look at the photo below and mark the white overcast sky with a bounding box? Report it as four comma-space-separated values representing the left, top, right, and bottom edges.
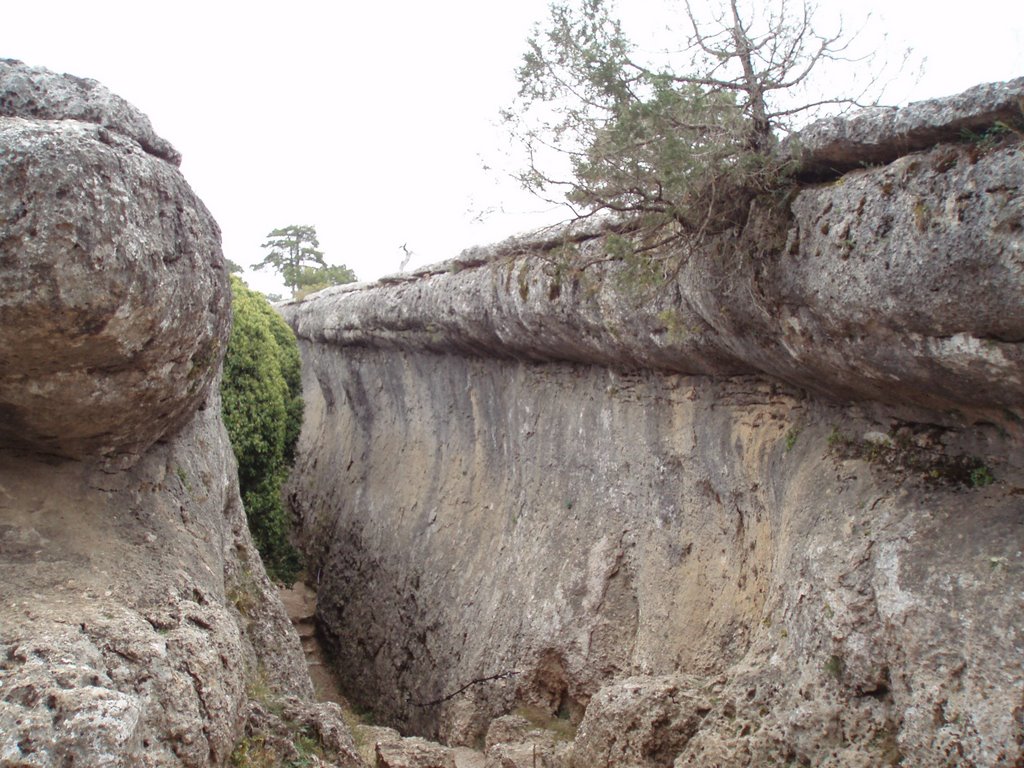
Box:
3, 1, 1023, 296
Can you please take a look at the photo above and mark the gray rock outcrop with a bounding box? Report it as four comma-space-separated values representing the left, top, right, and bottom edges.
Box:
0, 59, 228, 464
286, 139, 1024, 416
284, 79, 1024, 766
0, 390, 310, 766
0, 61, 359, 767
483, 714, 571, 768
374, 736, 457, 768
0, 58, 181, 164
783, 75, 1024, 175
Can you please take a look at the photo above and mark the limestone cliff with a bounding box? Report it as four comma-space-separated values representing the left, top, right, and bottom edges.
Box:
284, 80, 1024, 767
0, 60, 360, 767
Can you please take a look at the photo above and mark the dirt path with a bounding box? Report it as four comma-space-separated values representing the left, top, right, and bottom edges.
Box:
278, 580, 349, 706
278, 581, 487, 768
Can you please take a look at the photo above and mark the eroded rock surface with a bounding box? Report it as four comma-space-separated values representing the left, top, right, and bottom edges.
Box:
284, 80, 1024, 767
0, 58, 181, 164
374, 736, 457, 768
0, 389, 319, 766
0, 61, 358, 767
783, 76, 1024, 176
286, 143, 1023, 417
0, 60, 229, 464
483, 714, 571, 768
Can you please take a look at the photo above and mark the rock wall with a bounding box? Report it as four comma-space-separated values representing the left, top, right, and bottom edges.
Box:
284, 80, 1024, 767
0, 61, 359, 767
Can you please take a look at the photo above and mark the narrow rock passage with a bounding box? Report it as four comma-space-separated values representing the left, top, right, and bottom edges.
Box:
278, 580, 348, 705
279, 580, 487, 767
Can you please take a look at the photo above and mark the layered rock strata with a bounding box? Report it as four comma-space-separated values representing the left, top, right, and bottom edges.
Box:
284, 80, 1024, 767
0, 61, 359, 767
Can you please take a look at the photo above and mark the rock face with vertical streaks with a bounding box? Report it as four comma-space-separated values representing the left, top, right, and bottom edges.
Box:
283, 79, 1024, 766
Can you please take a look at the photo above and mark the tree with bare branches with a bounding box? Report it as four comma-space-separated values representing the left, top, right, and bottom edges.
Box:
504, 0, 886, 254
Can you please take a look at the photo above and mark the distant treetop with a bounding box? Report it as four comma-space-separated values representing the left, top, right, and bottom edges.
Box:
253, 224, 357, 298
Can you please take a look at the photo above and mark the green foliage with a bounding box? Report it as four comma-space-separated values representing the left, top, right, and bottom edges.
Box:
960, 119, 1024, 149
230, 736, 278, 768
969, 465, 995, 488
656, 309, 690, 343
614, 236, 670, 296
254, 225, 326, 295
823, 654, 845, 681
784, 427, 801, 452
510, 0, 766, 234
221, 276, 304, 584
572, 77, 769, 235
230, 729, 324, 768
227, 568, 261, 616
292, 263, 358, 299
291, 732, 325, 766
514, 705, 579, 742
505, 0, 877, 262
233, 670, 329, 766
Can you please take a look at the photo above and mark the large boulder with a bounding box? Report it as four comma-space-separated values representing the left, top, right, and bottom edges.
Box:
0, 58, 181, 164
568, 677, 711, 767
0, 61, 356, 768
0, 59, 229, 464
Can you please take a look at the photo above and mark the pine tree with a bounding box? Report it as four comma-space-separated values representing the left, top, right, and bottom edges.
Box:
254, 225, 327, 296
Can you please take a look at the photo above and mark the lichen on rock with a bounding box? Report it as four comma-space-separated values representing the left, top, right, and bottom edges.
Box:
0, 58, 182, 164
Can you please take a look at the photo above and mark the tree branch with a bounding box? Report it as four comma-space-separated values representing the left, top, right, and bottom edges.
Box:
409, 671, 519, 708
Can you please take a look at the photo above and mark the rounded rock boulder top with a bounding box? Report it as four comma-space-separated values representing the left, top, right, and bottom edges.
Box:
0, 59, 230, 463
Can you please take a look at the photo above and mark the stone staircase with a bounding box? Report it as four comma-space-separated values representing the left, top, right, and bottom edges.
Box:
278, 580, 489, 767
